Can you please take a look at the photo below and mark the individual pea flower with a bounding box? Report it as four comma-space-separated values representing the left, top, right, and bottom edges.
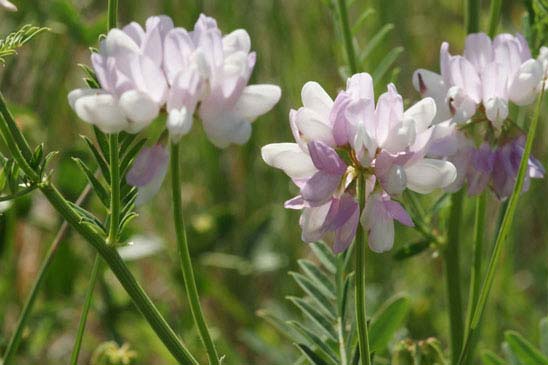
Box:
164, 14, 281, 147
262, 73, 456, 253
414, 33, 546, 199
126, 144, 169, 206
413, 32, 545, 128
0, 0, 16, 11
69, 16, 173, 134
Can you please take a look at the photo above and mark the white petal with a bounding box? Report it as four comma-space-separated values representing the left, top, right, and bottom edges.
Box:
223, 29, 251, 55
404, 158, 457, 194
295, 108, 335, 146
508, 59, 543, 106
403, 97, 436, 133
301, 81, 333, 119
233, 84, 281, 122
484, 97, 508, 130
167, 107, 193, 140
0, 0, 17, 11
201, 111, 251, 148
73, 93, 128, 134
300, 204, 331, 243
119, 90, 160, 133
68, 88, 106, 110
261, 143, 317, 179
102, 28, 140, 57
361, 197, 394, 253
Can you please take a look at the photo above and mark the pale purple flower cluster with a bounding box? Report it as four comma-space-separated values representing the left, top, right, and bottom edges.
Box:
262, 73, 457, 253
69, 14, 281, 147
413, 33, 547, 199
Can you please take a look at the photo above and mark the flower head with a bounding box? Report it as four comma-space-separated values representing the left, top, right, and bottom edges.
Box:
262, 73, 456, 253
69, 14, 281, 147
69, 16, 172, 134
414, 33, 546, 199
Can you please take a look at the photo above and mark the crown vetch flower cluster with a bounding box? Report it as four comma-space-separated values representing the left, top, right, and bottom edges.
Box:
262, 73, 457, 253
414, 33, 546, 199
68, 14, 281, 147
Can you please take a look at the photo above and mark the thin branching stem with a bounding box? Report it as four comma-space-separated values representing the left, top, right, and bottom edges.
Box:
465, 0, 481, 34
0, 90, 199, 365
107, 133, 120, 245
355, 173, 371, 365
171, 141, 220, 365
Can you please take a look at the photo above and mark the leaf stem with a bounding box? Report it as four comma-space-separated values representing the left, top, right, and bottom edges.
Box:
170, 141, 220, 365
108, 0, 118, 30
355, 172, 371, 365
445, 189, 465, 365
336, 0, 358, 74
107, 133, 120, 245
465, 0, 481, 34
70, 254, 101, 365
487, 0, 503, 37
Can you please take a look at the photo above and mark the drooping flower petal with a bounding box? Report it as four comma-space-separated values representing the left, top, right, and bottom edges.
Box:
261, 143, 317, 180
404, 158, 457, 194
233, 84, 282, 122
126, 145, 170, 206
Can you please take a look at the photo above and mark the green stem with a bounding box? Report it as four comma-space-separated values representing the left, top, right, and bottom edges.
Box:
40, 184, 199, 365
355, 173, 371, 365
445, 189, 465, 365
465, 194, 486, 329
107, 133, 120, 245
108, 0, 118, 30
462, 193, 487, 365
0, 93, 199, 365
465, 0, 481, 34
170, 142, 219, 365
459, 90, 545, 365
336, 0, 358, 74
70, 254, 101, 365
1, 184, 92, 365
487, 0, 503, 37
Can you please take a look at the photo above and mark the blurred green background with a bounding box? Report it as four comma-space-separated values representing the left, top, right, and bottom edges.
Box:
0, 0, 547, 364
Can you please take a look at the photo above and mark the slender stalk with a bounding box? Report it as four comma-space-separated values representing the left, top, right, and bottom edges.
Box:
462, 193, 487, 365
107, 133, 120, 245
355, 173, 371, 365
70, 254, 101, 365
336, 0, 358, 74
107, 0, 118, 30
465, 193, 486, 327
459, 90, 545, 365
445, 189, 465, 365
487, 0, 503, 37
336, 254, 348, 365
170, 141, 219, 365
1, 184, 92, 365
465, 0, 481, 34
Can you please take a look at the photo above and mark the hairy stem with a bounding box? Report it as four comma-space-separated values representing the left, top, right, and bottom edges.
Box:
446, 189, 465, 365
70, 254, 101, 365
355, 173, 371, 365
171, 141, 219, 365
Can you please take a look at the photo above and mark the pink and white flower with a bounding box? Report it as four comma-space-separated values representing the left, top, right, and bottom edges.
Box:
69, 16, 173, 134
262, 73, 456, 253
413, 33, 545, 129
